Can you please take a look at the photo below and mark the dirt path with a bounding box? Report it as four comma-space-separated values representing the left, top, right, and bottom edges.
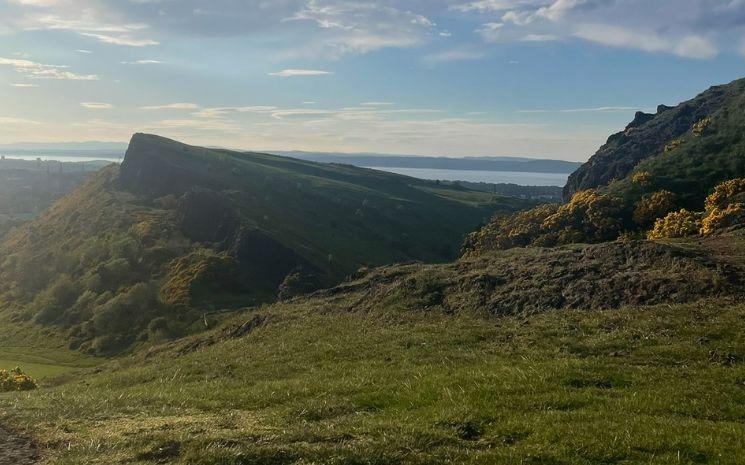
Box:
0, 425, 37, 465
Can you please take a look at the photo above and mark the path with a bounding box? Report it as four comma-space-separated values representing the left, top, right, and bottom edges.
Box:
0, 425, 37, 465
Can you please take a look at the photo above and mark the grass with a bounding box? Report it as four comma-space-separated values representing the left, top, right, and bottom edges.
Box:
0, 315, 101, 379
1, 295, 744, 464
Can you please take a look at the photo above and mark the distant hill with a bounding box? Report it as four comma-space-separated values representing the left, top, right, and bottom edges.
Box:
0, 134, 533, 353
272, 151, 582, 174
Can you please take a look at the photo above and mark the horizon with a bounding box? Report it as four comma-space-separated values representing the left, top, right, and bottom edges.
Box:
1, 1, 745, 161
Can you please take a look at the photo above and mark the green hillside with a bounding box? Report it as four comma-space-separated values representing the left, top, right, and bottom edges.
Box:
0, 134, 531, 354
0, 231, 743, 464
466, 78, 745, 254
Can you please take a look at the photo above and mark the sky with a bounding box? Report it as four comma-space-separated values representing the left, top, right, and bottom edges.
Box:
1, 0, 745, 161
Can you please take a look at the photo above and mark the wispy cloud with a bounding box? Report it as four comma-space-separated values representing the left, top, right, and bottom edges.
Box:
141, 103, 200, 111
10, 83, 38, 88
121, 59, 164, 65
75, 49, 92, 54
81, 102, 114, 110
80, 33, 158, 47
518, 106, 641, 114
0, 116, 41, 125
269, 69, 333, 77
423, 48, 485, 64
455, 0, 740, 59
0, 57, 98, 80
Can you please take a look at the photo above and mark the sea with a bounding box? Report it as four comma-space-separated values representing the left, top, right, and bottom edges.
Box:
363, 167, 569, 187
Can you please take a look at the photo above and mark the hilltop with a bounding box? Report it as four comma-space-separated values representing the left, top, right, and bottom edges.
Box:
0, 134, 531, 354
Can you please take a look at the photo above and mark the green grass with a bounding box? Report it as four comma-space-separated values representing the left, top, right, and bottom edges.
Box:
1, 296, 744, 464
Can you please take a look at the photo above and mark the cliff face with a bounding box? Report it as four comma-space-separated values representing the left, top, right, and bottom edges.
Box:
563, 78, 745, 199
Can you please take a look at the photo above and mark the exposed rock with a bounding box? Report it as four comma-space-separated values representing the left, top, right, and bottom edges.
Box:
563, 79, 743, 200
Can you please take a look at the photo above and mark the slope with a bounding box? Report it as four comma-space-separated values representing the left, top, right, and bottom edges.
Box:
465, 77, 745, 254
1, 231, 744, 464
0, 134, 531, 354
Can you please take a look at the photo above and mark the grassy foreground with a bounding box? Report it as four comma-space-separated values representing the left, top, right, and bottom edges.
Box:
1, 295, 744, 464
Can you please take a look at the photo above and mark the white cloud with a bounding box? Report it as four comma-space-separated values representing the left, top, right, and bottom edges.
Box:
269, 69, 332, 77
283, 1, 438, 57
0, 116, 40, 125
3, 3, 159, 47
10, 83, 38, 87
141, 103, 200, 111
80, 32, 158, 47
423, 48, 485, 63
81, 102, 114, 110
0, 57, 98, 80
121, 59, 164, 64
520, 33, 558, 41
75, 49, 92, 54
457, 0, 737, 59
575, 24, 717, 59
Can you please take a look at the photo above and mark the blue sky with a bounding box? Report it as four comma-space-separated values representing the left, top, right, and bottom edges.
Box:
1, 0, 744, 161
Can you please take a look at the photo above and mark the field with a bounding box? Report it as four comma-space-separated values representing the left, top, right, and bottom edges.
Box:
1, 293, 744, 464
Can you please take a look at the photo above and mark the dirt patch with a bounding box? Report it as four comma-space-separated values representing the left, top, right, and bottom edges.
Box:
0, 425, 37, 465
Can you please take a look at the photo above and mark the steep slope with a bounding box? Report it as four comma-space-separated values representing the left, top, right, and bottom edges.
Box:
466, 78, 745, 254
564, 77, 745, 201
0, 134, 531, 353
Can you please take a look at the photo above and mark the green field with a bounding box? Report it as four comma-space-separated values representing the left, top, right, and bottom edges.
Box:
1, 291, 744, 464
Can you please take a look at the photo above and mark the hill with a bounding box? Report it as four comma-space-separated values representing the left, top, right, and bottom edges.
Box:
466, 78, 745, 254
1, 230, 743, 464
0, 134, 532, 354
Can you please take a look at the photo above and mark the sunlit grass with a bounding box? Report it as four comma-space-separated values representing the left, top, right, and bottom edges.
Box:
1, 297, 744, 464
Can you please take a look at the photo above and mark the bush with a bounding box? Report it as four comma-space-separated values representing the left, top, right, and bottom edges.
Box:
704, 178, 745, 211
701, 203, 745, 235
633, 190, 677, 228
647, 209, 702, 239
31, 274, 80, 324
463, 190, 625, 253
631, 171, 651, 186
0, 367, 37, 392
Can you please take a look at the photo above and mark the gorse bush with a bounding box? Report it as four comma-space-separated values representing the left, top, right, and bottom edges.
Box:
647, 209, 702, 239
704, 178, 745, 211
467, 178, 745, 254
633, 190, 677, 228
701, 203, 745, 235
0, 367, 37, 392
463, 190, 623, 253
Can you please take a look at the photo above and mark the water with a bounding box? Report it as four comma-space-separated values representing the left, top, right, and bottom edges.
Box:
1, 154, 121, 163
363, 167, 569, 186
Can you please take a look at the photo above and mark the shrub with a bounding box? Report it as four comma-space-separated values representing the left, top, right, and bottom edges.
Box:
633, 190, 677, 228
463, 190, 625, 253
647, 209, 702, 239
701, 203, 745, 235
631, 171, 651, 186
704, 178, 745, 211
0, 367, 37, 392
31, 274, 80, 324
692, 116, 712, 136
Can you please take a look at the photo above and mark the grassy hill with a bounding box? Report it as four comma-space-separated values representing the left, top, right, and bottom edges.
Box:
2, 81, 745, 463
0, 231, 743, 464
0, 134, 531, 354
